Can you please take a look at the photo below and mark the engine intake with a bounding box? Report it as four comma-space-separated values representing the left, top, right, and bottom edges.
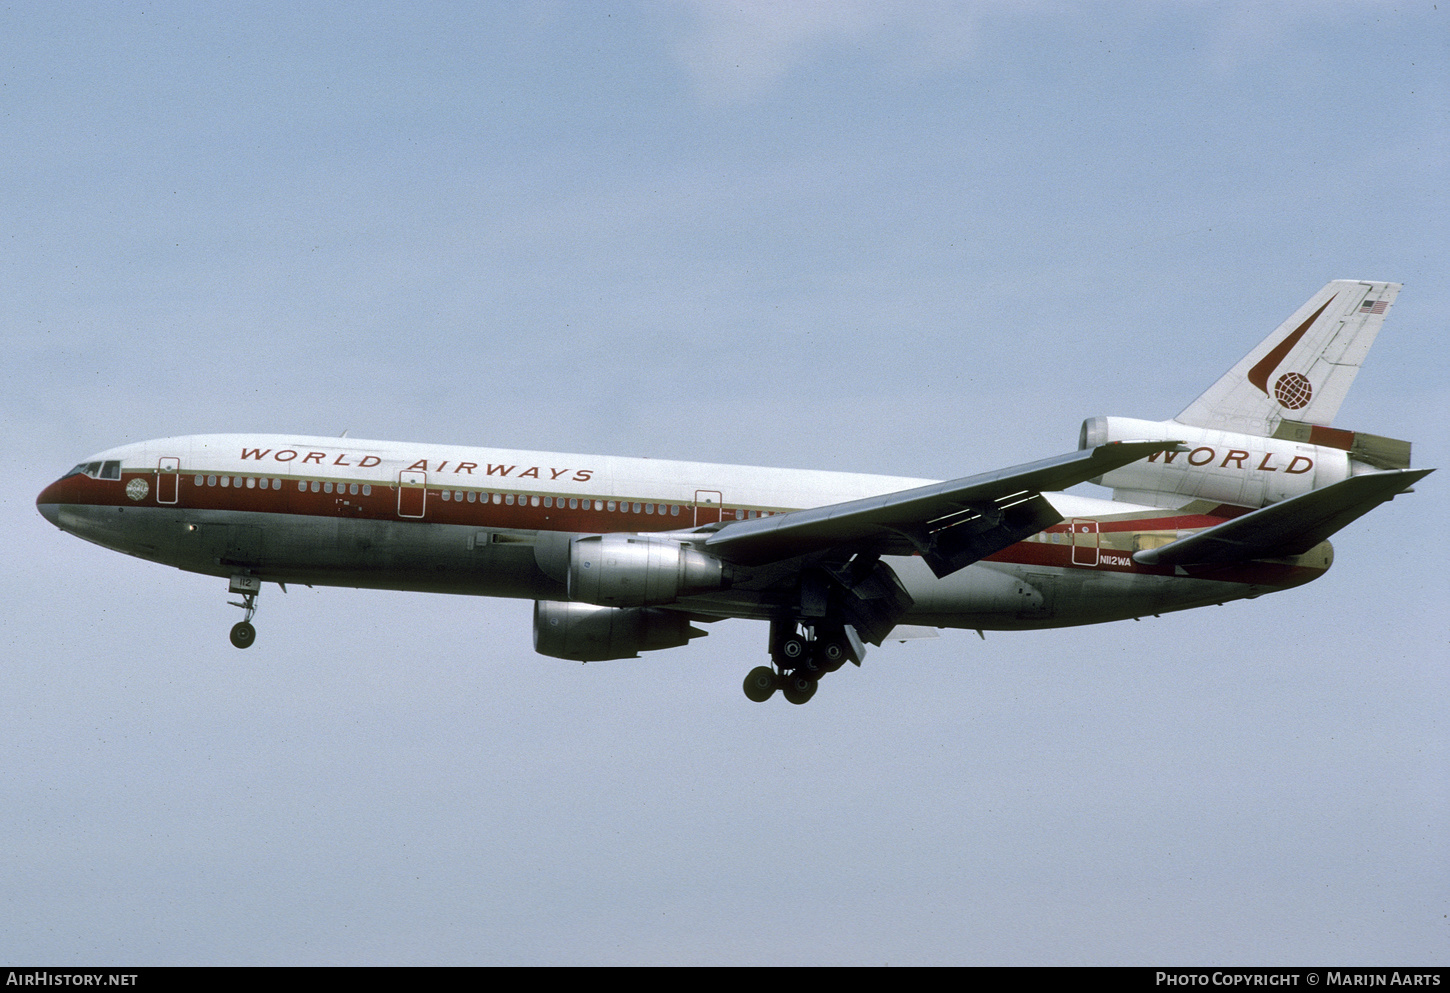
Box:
568, 533, 729, 607
533, 600, 705, 661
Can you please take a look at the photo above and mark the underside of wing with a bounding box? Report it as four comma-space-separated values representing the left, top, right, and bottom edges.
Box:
1132, 468, 1432, 567
704, 441, 1179, 578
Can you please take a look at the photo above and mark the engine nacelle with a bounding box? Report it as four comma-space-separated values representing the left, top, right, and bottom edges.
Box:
533, 600, 705, 661
1078, 415, 1363, 509
567, 533, 729, 607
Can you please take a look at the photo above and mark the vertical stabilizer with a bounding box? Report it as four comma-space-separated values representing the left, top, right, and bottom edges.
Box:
1175, 280, 1400, 437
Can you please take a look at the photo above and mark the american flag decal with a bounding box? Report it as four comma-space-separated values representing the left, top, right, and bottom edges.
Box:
1360, 299, 1388, 314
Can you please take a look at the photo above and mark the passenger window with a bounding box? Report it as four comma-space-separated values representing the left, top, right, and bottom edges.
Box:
195, 475, 204, 486
362, 484, 371, 496
310, 481, 320, 493
531, 495, 540, 507
298, 480, 306, 492
505, 494, 514, 505
441, 490, 450, 501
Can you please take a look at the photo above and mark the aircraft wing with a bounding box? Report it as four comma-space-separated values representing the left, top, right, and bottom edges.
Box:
1132, 467, 1433, 567
704, 441, 1178, 578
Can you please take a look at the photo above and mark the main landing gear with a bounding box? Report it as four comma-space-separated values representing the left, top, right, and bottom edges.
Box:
227, 573, 261, 649
743, 619, 864, 705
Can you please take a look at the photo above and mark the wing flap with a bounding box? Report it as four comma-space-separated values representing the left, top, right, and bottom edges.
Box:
1132, 468, 1432, 567
705, 441, 1177, 575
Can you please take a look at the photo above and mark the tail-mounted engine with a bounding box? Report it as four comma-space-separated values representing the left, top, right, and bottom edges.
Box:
533, 600, 706, 661
567, 533, 730, 607
1079, 415, 1410, 510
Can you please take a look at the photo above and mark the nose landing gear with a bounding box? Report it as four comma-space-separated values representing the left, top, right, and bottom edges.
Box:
227, 573, 261, 649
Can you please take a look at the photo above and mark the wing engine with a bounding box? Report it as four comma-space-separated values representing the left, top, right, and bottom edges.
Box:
533, 600, 707, 661
566, 533, 731, 607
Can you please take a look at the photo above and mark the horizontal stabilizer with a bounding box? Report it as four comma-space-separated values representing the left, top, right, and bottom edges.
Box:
1133, 468, 1432, 567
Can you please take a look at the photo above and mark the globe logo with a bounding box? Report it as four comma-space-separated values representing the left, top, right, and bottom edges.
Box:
126, 477, 149, 501
1274, 371, 1313, 410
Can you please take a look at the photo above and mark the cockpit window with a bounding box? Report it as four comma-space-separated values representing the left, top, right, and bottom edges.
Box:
63, 460, 122, 480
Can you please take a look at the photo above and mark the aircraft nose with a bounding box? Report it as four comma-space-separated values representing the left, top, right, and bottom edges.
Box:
36, 481, 63, 527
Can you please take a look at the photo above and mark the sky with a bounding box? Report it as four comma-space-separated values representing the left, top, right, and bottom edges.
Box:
2, 1, 1447, 966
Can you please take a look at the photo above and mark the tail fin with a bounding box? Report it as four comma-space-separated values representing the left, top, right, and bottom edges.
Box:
1175, 280, 1401, 437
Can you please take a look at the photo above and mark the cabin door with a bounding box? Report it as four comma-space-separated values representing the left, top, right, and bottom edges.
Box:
398, 470, 427, 518
694, 490, 723, 526
1070, 519, 1099, 567
157, 457, 180, 504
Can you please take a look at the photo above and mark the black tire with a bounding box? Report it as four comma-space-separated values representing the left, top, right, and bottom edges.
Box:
779, 636, 807, 661
229, 621, 257, 649
820, 638, 848, 671
743, 666, 777, 703
782, 675, 817, 705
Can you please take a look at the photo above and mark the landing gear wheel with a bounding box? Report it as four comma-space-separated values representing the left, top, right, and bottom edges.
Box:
779, 636, 808, 662
229, 621, 257, 649
227, 575, 261, 649
743, 666, 778, 703
819, 638, 849, 671
781, 674, 817, 706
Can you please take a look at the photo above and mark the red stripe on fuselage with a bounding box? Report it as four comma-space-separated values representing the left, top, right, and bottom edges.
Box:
38, 471, 711, 535
39, 471, 1323, 589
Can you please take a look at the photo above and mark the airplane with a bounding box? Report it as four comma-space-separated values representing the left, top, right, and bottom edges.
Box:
37, 280, 1431, 704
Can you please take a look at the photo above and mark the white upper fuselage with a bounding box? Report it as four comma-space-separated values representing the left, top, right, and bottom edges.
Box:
69, 432, 1149, 523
